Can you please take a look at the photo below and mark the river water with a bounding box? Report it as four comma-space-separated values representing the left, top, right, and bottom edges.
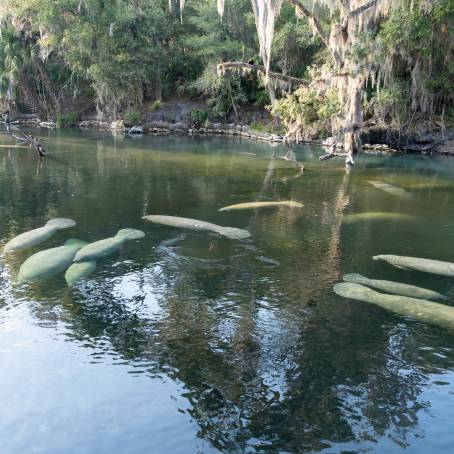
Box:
1, 130, 454, 454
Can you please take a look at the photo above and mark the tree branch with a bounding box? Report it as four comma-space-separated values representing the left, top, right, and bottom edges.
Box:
287, 0, 330, 48
217, 62, 309, 86
319, 152, 349, 161
349, 0, 377, 18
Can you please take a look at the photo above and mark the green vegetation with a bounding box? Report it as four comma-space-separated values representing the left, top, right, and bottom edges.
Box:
249, 120, 284, 135
149, 100, 163, 111
0, 0, 452, 149
189, 109, 208, 128
57, 112, 79, 128
270, 87, 340, 130
123, 111, 142, 126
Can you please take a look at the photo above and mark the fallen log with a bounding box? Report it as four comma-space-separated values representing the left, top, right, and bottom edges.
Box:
319, 152, 349, 161
1, 115, 46, 157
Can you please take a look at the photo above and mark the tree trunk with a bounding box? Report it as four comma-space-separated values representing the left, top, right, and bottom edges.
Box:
267, 83, 277, 103
35, 60, 60, 116
343, 73, 364, 164
154, 64, 162, 101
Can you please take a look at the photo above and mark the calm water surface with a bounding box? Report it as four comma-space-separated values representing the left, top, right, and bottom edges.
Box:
1, 130, 454, 454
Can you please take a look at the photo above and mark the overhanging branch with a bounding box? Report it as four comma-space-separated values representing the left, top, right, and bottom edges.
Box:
287, 0, 330, 48
349, 0, 377, 18
217, 62, 309, 87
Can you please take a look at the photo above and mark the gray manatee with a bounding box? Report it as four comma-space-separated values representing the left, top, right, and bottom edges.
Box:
367, 181, 412, 199
143, 215, 251, 240
333, 282, 454, 331
74, 228, 145, 262
219, 201, 303, 211
17, 239, 86, 284
65, 261, 97, 287
373, 254, 454, 277
343, 273, 447, 301
4, 218, 76, 253
342, 212, 416, 223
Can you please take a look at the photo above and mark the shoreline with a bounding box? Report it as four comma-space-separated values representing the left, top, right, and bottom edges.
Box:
12, 115, 454, 155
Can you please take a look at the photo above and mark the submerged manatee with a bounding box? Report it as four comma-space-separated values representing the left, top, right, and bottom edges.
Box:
333, 282, 454, 331
343, 273, 447, 301
373, 254, 454, 277
17, 239, 86, 284
367, 181, 411, 199
4, 218, 76, 253
342, 212, 416, 223
65, 261, 97, 287
142, 215, 251, 240
74, 229, 145, 262
219, 200, 303, 211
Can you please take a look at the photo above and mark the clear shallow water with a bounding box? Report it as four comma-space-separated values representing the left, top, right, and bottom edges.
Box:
1, 130, 454, 454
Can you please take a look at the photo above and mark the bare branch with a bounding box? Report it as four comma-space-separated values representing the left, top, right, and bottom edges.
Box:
217, 62, 309, 87
349, 0, 377, 18
286, 0, 330, 48
319, 152, 349, 161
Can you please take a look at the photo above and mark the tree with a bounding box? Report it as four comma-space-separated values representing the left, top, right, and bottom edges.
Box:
181, 0, 447, 163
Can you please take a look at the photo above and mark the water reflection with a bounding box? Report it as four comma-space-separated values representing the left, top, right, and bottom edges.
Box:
1, 131, 454, 453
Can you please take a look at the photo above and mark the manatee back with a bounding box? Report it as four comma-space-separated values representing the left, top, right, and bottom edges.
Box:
17, 244, 78, 283
46, 218, 76, 230
4, 224, 55, 252
74, 237, 118, 262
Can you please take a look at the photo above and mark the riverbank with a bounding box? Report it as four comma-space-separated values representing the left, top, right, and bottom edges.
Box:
12, 113, 454, 155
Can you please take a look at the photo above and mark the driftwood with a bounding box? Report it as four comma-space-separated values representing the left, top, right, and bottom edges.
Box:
399, 132, 454, 152
274, 150, 305, 172
319, 152, 349, 161
1, 115, 46, 156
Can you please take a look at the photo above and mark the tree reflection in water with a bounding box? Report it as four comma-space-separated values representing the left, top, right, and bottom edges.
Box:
2, 132, 454, 453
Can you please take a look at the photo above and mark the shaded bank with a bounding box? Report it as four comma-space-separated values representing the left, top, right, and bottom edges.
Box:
11, 113, 454, 155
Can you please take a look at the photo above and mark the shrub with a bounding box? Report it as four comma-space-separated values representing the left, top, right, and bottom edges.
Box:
269, 87, 340, 129
123, 111, 141, 126
150, 100, 163, 111
189, 109, 208, 129
56, 112, 79, 128
249, 120, 284, 135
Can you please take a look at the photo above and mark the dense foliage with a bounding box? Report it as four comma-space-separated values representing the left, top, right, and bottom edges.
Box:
0, 0, 452, 135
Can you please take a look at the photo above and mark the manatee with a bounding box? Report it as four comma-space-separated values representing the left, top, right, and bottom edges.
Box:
74, 228, 145, 262
373, 254, 454, 277
142, 215, 251, 240
17, 239, 86, 284
333, 282, 454, 331
219, 200, 303, 211
4, 218, 76, 253
343, 212, 416, 223
367, 180, 411, 199
65, 261, 97, 287
343, 273, 447, 301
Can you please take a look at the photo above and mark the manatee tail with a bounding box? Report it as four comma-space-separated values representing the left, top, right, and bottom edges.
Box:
46, 218, 76, 229
285, 201, 304, 208
333, 282, 375, 299
65, 261, 97, 287
343, 273, 368, 285
64, 238, 88, 251
216, 227, 251, 240
116, 228, 146, 241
